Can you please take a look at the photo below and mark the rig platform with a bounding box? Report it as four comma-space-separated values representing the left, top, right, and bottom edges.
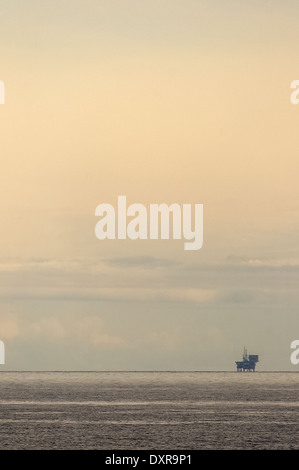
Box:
235, 348, 259, 372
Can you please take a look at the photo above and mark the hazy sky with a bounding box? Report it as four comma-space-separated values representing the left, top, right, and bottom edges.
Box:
1, 0, 299, 370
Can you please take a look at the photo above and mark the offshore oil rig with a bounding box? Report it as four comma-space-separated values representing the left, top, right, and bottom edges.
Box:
235, 348, 259, 372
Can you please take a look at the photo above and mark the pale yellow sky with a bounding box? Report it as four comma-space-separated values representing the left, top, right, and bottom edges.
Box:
0, 1, 299, 369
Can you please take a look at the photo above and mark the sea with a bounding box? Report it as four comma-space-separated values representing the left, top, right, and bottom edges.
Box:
0, 371, 298, 450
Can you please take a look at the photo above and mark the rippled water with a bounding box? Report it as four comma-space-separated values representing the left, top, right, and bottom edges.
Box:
0, 371, 298, 449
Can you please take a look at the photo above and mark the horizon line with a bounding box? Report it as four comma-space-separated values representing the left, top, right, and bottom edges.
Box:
0, 370, 298, 373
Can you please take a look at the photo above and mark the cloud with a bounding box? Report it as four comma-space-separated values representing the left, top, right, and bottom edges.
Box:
104, 256, 180, 269
0, 286, 217, 305
1, 256, 299, 308
226, 254, 299, 267
0, 257, 216, 303
3, 313, 129, 350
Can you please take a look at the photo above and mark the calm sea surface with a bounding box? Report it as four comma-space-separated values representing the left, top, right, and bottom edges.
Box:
0, 371, 298, 449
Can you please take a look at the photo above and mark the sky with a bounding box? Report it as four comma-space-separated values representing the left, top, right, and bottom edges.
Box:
0, 0, 299, 370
